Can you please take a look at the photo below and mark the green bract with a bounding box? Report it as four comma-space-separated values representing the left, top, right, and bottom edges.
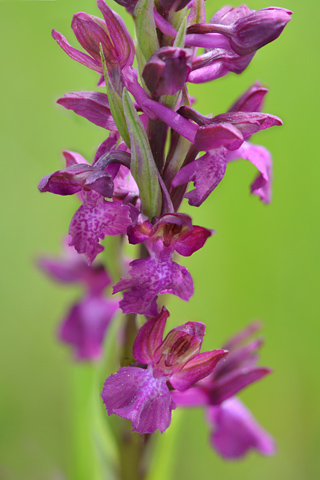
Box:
100, 46, 130, 147
122, 88, 162, 219
134, 0, 159, 62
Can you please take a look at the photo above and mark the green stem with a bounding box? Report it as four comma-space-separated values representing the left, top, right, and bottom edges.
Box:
118, 427, 150, 480
120, 313, 138, 367
114, 242, 154, 480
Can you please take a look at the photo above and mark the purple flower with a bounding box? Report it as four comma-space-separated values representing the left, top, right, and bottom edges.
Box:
69, 191, 132, 264
39, 143, 133, 264
208, 397, 275, 459
143, 85, 277, 206
58, 294, 119, 360
187, 6, 292, 56
186, 34, 255, 84
228, 82, 268, 112
38, 154, 114, 198
101, 307, 227, 433
39, 237, 111, 294
38, 135, 121, 197
113, 213, 213, 315
185, 6, 291, 83
142, 97, 281, 152
171, 149, 227, 207
39, 240, 119, 360
142, 47, 193, 97
226, 7, 292, 56
172, 322, 275, 459
178, 105, 281, 152
52, 0, 134, 80
57, 91, 117, 130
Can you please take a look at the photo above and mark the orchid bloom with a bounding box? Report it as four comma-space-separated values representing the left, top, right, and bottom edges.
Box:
172, 322, 276, 458
52, 0, 134, 86
38, 140, 134, 264
101, 307, 227, 433
113, 213, 213, 315
141, 82, 276, 207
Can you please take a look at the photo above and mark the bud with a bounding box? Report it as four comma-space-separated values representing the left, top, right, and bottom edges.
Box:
142, 47, 193, 96
231, 7, 292, 56
52, 1, 134, 75
187, 6, 292, 56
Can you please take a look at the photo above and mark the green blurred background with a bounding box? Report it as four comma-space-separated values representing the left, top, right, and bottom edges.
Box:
0, 0, 319, 478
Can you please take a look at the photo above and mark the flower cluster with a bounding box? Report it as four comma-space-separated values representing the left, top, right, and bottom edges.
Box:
39, 0, 290, 463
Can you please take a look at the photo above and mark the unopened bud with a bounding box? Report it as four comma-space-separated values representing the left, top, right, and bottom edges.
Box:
142, 47, 193, 96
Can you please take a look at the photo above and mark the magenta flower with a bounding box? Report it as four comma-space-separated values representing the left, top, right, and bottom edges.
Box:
58, 294, 119, 360
101, 307, 227, 433
113, 213, 213, 315
185, 5, 291, 83
172, 322, 275, 459
208, 397, 275, 459
39, 239, 111, 294
142, 47, 193, 97
187, 6, 292, 56
39, 240, 119, 360
143, 84, 277, 207
52, 0, 134, 82
57, 91, 117, 131
69, 191, 132, 264
39, 144, 133, 264
38, 154, 114, 197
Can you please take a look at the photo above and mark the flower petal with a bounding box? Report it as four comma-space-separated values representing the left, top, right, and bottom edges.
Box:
142, 99, 198, 143
97, 0, 135, 69
38, 164, 93, 196
175, 225, 213, 256
59, 296, 119, 360
210, 366, 271, 404
170, 349, 228, 391
172, 150, 227, 207
101, 366, 175, 433
208, 397, 276, 458
195, 123, 244, 151
133, 307, 169, 364
226, 141, 272, 203
38, 254, 111, 295
228, 83, 268, 112
171, 386, 210, 407
69, 192, 132, 264
113, 257, 194, 316
62, 150, 90, 167
52, 29, 102, 72
71, 13, 115, 65
57, 91, 116, 130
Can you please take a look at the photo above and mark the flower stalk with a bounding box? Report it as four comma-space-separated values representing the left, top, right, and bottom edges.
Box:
38, 0, 291, 477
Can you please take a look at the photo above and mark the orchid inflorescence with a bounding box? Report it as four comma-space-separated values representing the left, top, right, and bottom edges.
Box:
38, 0, 291, 472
